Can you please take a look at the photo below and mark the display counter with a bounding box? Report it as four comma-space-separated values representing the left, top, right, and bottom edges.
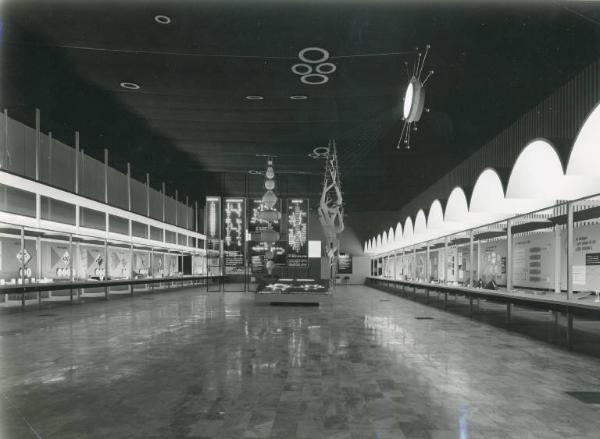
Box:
367, 276, 600, 346
0, 274, 223, 307
255, 278, 331, 305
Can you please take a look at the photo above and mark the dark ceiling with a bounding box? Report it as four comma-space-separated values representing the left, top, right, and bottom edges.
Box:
3, 0, 600, 211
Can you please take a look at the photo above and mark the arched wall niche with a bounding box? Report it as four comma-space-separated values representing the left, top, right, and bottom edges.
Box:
470, 168, 506, 214
506, 139, 564, 199
567, 102, 600, 177
427, 199, 444, 229
445, 186, 469, 221
395, 223, 403, 244
403, 217, 414, 240
414, 209, 427, 235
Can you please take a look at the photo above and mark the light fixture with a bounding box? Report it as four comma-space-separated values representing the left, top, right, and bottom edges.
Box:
300, 74, 328, 85
154, 15, 171, 25
290, 95, 308, 100
299, 47, 330, 64
316, 63, 336, 74
245, 95, 264, 100
397, 44, 434, 150
292, 64, 312, 75
120, 82, 141, 90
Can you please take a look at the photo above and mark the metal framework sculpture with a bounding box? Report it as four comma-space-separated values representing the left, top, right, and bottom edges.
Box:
317, 139, 345, 283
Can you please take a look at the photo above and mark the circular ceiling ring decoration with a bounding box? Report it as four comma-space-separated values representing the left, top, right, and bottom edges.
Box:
248, 170, 263, 175
154, 15, 172, 24
291, 63, 313, 75
245, 95, 264, 100
315, 62, 337, 74
309, 146, 330, 159
300, 74, 329, 85
299, 47, 330, 64
290, 95, 308, 100
120, 82, 141, 90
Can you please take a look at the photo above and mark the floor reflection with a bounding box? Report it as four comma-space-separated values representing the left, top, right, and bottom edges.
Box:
0, 286, 600, 438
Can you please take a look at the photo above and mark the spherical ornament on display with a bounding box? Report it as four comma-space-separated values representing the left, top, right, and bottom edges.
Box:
262, 190, 278, 209
265, 179, 275, 190
266, 166, 275, 179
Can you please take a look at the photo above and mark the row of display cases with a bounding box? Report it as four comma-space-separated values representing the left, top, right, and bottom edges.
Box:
371, 196, 600, 300
0, 221, 222, 307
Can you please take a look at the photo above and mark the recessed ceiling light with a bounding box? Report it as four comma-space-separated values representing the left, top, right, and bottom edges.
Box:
120, 82, 141, 90
154, 15, 171, 25
245, 95, 264, 100
290, 95, 308, 100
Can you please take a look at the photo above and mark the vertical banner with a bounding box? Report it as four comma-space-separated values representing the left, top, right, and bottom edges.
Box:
286, 198, 309, 267
248, 199, 281, 239
338, 253, 353, 274
223, 198, 245, 274
205, 196, 221, 251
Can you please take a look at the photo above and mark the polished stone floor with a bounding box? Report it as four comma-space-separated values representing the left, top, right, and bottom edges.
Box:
2, 286, 600, 438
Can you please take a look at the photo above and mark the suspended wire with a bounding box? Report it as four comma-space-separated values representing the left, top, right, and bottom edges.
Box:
13, 42, 413, 60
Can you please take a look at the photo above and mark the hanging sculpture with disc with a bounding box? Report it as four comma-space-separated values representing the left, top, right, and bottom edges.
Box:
317, 139, 344, 285
397, 45, 434, 150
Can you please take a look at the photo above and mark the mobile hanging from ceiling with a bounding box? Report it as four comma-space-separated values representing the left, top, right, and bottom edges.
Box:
398, 45, 434, 150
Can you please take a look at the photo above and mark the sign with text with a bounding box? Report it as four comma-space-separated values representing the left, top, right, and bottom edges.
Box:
205, 196, 221, 251
286, 199, 309, 267
223, 198, 245, 274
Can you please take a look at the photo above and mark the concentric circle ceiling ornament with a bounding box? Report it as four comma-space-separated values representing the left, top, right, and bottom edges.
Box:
292, 63, 312, 75
299, 47, 330, 64
154, 15, 172, 24
300, 74, 329, 85
245, 95, 264, 100
290, 95, 308, 100
120, 82, 141, 90
292, 47, 336, 86
397, 44, 434, 150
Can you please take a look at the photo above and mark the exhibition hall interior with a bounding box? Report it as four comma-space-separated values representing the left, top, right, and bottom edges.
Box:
3, 0, 600, 438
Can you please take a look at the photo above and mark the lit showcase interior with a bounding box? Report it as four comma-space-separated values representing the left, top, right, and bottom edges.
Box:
367, 103, 600, 304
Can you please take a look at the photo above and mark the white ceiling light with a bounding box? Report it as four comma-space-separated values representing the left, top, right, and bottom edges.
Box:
292, 64, 312, 75
290, 95, 308, 100
315, 63, 336, 74
120, 82, 141, 90
154, 15, 171, 25
300, 74, 328, 85
299, 47, 330, 64
245, 95, 264, 100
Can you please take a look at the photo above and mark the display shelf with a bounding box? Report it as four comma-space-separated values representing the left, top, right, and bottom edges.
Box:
367, 276, 600, 347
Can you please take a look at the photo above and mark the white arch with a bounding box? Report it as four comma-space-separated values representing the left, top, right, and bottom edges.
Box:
377, 234, 382, 250
445, 187, 469, 222
382, 231, 388, 249
364, 241, 368, 254
567, 103, 600, 177
506, 139, 563, 200
565, 103, 600, 198
388, 227, 395, 246
470, 168, 506, 214
427, 199, 444, 229
395, 222, 403, 244
414, 209, 427, 235
403, 217, 414, 240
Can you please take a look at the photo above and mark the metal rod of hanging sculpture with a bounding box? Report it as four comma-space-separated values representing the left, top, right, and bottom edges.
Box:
317, 139, 344, 290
